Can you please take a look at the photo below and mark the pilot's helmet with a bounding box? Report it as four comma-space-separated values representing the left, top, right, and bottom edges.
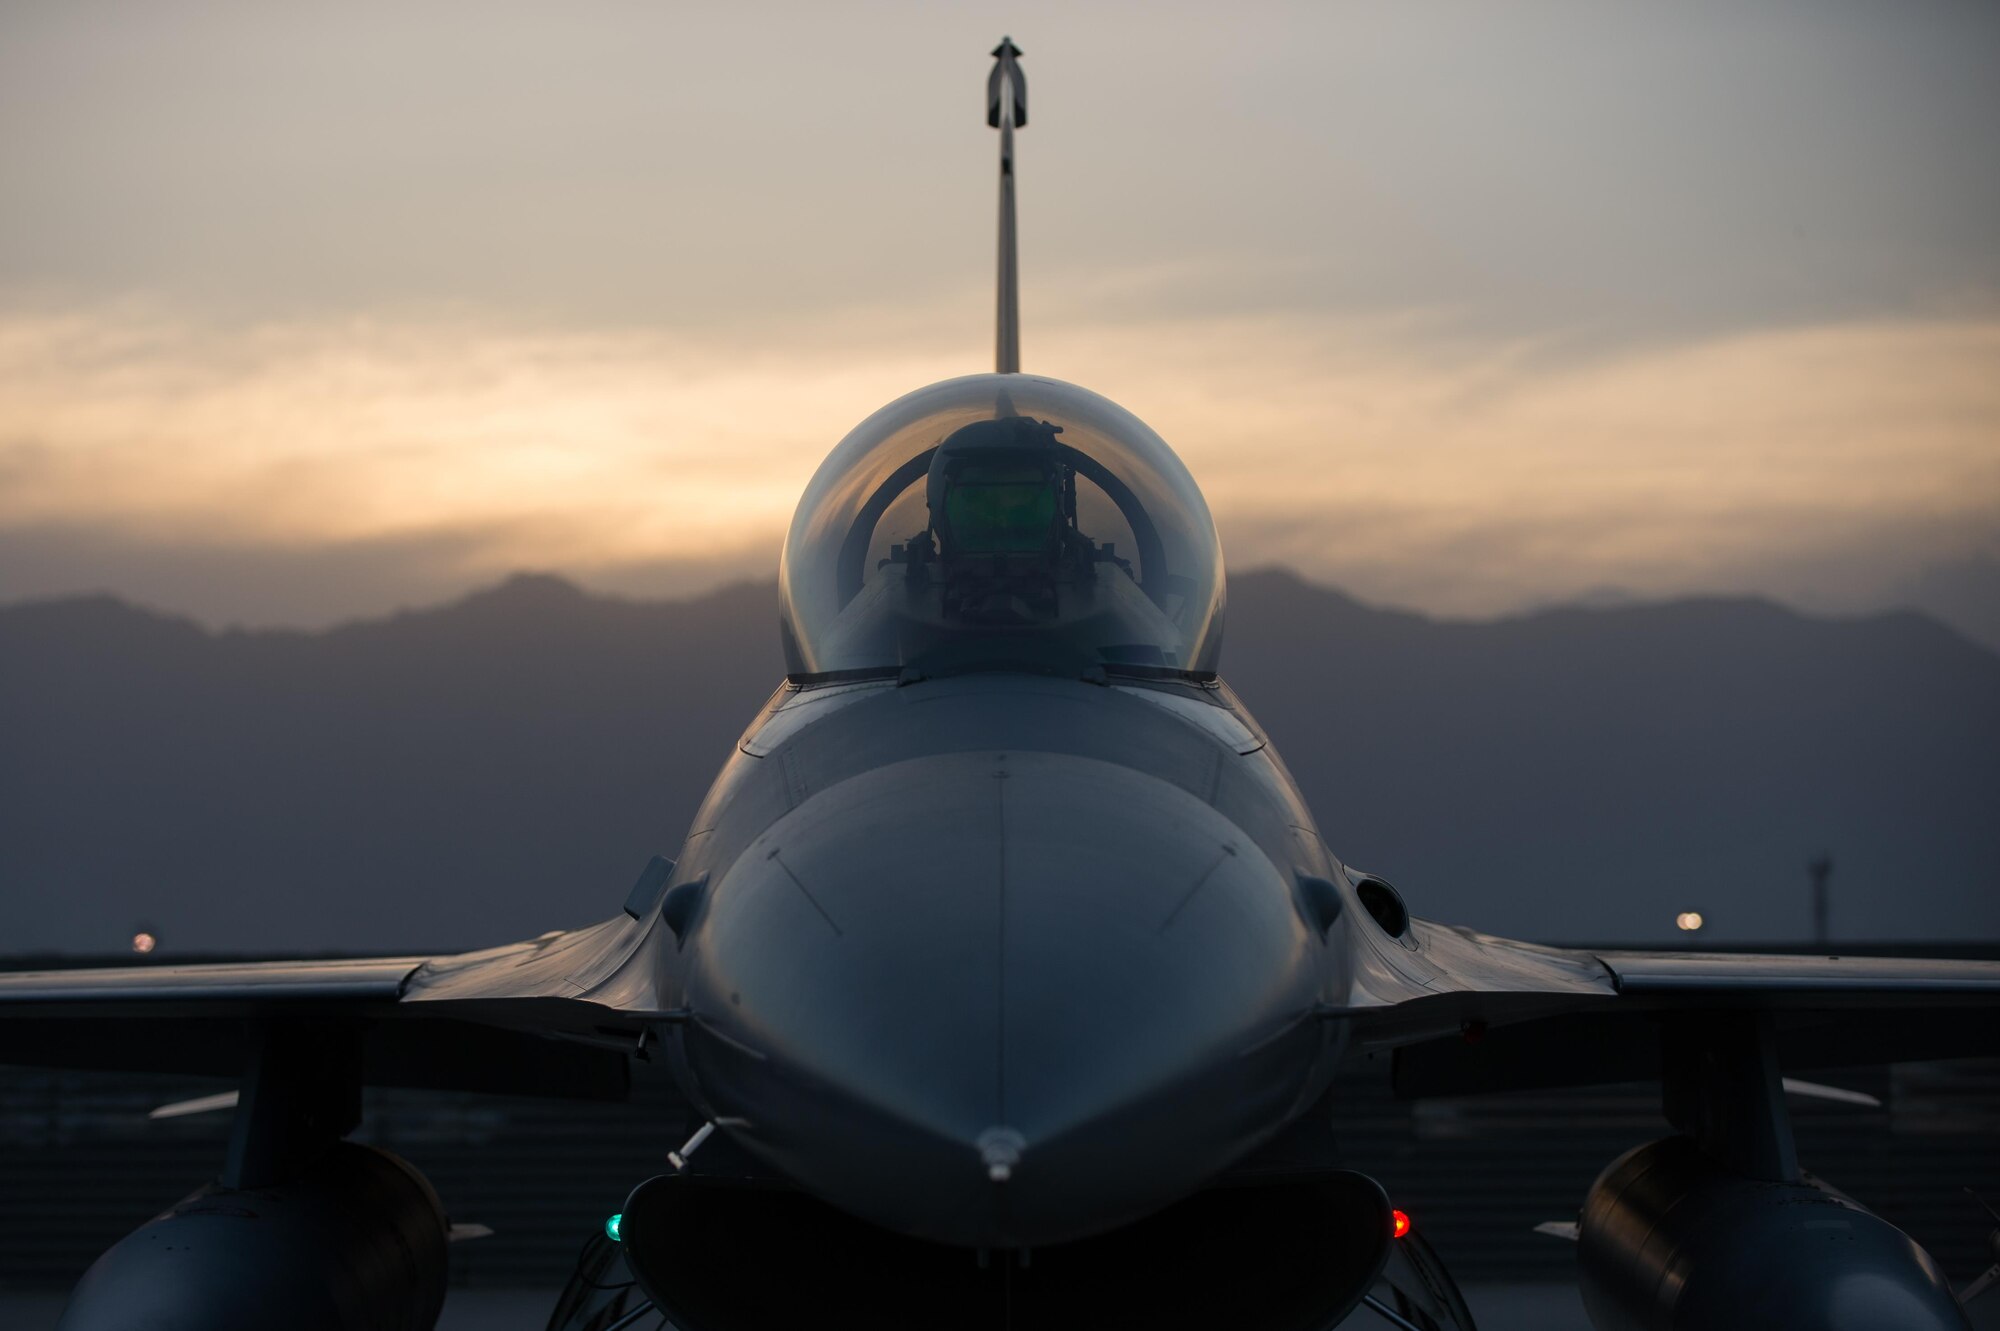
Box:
925, 416, 1067, 559
779, 373, 1226, 679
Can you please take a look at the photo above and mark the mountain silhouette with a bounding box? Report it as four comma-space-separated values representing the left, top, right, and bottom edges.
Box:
4, 569, 1996, 954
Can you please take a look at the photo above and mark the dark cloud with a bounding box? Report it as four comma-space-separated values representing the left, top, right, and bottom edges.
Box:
1, 1, 1995, 352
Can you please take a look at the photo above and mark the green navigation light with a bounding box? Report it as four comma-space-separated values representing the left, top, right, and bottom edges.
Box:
605, 1212, 623, 1242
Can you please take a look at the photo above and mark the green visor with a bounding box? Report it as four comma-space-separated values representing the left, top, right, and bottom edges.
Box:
943, 465, 1059, 554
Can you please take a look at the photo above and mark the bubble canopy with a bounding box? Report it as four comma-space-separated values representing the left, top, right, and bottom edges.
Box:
779, 375, 1226, 681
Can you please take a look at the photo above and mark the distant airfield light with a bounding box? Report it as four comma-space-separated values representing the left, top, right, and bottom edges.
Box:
605, 1213, 622, 1242
130, 931, 158, 955
1675, 911, 1705, 933
1392, 1209, 1411, 1239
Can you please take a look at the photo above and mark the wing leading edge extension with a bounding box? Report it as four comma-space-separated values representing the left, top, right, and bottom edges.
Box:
0, 911, 682, 1102
1328, 916, 2000, 1097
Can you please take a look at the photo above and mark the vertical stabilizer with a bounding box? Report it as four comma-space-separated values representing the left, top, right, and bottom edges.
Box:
989, 38, 1026, 374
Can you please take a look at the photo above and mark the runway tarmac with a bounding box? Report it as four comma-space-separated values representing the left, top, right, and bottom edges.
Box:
7, 1281, 1995, 1327
427, 1283, 2000, 1329
0, 1284, 1598, 1329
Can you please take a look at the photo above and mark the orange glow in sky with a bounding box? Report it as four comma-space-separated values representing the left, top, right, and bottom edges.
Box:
0, 2, 1994, 641
1, 302, 1993, 632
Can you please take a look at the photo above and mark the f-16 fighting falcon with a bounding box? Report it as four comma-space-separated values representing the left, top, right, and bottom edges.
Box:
4, 37, 1998, 1331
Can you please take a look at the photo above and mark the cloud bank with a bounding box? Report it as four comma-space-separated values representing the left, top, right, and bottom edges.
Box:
1, 297, 1994, 645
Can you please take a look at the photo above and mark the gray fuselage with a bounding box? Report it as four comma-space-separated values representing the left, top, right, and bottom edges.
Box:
658, 671, 1357, 1249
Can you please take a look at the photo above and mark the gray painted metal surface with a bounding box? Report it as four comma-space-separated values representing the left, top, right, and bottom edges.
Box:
0, 956, 424, 1004
1599, 950, 2000, 993
6, 496, 2000, 1329
1579, 1136, 1971, 1330
5, 33, 2000, 1331
990, 38, 1024, 374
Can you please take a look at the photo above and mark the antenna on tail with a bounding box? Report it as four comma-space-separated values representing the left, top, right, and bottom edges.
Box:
989, 38, 1026, 374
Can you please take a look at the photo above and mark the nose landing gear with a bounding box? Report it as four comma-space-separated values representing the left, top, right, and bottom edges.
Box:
547, 1227, 654, 1331
1358, 1213, 1478, 1330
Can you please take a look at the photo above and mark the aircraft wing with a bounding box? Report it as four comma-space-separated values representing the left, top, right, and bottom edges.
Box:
1333, 918, 2000, 1097
9, 905, 1996, 1104
0, 913, 674, 1101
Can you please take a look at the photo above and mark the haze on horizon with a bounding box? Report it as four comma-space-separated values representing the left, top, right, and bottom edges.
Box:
2, 0, 1997, 647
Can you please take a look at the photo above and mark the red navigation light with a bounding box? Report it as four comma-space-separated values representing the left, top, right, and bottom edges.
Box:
1392, 1209, 1411, 1239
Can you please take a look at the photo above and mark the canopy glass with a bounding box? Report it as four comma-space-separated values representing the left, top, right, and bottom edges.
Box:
779, 374, 1225, 681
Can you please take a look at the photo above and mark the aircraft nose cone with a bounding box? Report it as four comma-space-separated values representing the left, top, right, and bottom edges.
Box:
680, 750, 1323, 1247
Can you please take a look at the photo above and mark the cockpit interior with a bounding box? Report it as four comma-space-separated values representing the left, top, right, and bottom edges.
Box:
779, 374, 1226, 682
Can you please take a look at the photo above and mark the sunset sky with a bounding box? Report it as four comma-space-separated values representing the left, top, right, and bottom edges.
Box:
2, 0, 1996, 644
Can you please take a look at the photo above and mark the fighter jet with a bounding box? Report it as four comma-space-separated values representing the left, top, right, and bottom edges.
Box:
5, 37, 1998, 1331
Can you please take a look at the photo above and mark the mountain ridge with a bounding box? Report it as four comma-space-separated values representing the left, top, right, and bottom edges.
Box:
8, 566, 1991, 662
5, 567, 1995, 954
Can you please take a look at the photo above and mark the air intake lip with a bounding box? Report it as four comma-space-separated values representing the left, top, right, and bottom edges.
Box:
1351, 874, 1411, 939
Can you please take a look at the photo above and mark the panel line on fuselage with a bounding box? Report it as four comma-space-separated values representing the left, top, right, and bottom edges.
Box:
1158, 843, 1237, 934
767, 849, 844, 938
993, 760, 1010, 1127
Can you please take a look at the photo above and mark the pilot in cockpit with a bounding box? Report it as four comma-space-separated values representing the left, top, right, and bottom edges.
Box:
788, 376, 1220, 679
889, 416, 1133, 627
